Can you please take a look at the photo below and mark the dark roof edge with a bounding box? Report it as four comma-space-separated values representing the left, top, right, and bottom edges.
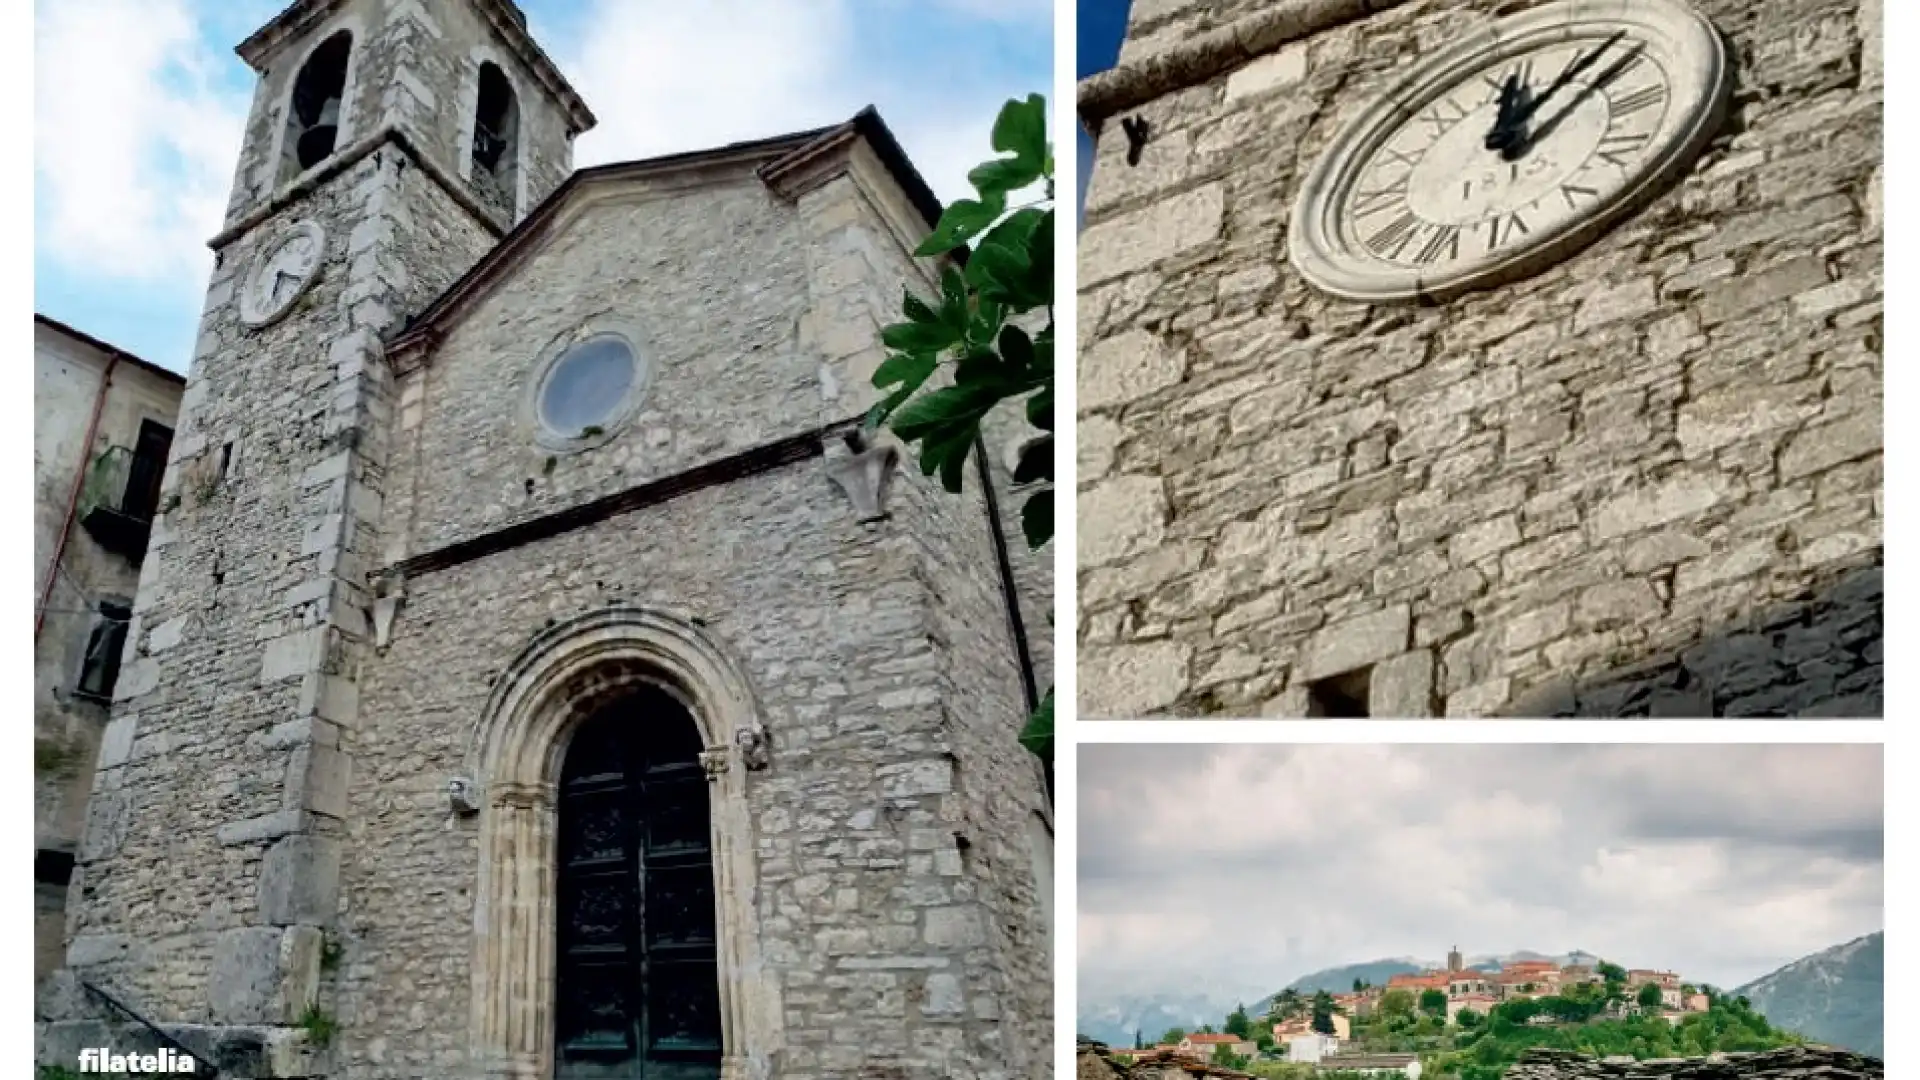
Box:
35, 314, 187, 386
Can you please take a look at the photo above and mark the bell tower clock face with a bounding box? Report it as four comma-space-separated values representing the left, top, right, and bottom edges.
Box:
1289, 0, 1731, 304
239, 220, 326, 327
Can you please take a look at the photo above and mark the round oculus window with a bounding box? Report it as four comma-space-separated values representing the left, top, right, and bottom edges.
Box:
537, 335, 637, 438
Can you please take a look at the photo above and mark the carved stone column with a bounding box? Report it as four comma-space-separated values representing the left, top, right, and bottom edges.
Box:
473, 782, 556, 1080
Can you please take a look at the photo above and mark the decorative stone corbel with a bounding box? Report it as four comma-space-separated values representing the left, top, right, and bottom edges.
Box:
824, 429, 900, 523
371, 569, 405, 650
446, 776, 480, 815
699, 747, 731, 781
734, 724, 772, 771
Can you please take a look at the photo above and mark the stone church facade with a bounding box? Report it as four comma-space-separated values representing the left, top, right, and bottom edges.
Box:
1077, 0, 1882, 718
37, 2, 1052, 1078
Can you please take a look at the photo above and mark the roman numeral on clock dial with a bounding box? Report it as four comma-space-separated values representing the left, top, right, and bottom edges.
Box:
1596, 130, 1651, 167
1367, 211, 1422, 259
1352, 178, 1410, 219
1611, 84, 1666, 118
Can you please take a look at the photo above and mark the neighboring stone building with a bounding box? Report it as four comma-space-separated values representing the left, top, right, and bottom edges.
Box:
37, 2, 1051, 1078
33, 315, 184, 989
1076, 0, 1882, 717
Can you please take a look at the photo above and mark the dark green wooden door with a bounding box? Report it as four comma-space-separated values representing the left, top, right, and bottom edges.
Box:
553, 688, 722, 1080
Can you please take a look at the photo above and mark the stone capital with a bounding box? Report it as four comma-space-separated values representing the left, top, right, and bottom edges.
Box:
824, 431, 900, 523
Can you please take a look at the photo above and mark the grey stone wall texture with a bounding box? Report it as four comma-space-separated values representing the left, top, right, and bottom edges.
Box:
1077, 0, 1883, 718
39, 1, 1051, 1078
1505, 1045, 1882, 1079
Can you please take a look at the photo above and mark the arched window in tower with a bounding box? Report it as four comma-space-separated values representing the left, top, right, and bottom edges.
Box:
471, 62, 520, 215
282, 31, 352, 182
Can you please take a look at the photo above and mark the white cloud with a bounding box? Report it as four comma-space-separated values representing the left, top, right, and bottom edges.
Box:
555, 0, 1042, 206
34, 0, 250, 285
1079, 745, 1884, 1004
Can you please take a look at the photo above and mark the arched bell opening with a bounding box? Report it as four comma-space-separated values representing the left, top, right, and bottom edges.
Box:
471, 62, 521, 215
282, 30, 353, 182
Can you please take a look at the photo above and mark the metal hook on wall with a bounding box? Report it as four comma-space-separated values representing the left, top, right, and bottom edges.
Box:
1120, 115, 1150, 166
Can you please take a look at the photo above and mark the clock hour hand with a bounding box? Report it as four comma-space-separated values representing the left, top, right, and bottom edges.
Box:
1483, 73, 1531, 156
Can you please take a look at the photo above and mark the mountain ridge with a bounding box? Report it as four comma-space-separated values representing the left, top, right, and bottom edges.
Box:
1733, 931, 1882, 1057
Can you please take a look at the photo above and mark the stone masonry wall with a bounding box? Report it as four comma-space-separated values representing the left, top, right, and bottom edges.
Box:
1077, 0, 1882, 717
343, 462, 1038, 1079
394, 178, 815, 556
47, 140, 495, 1067
1506, 1045, 1882, 1079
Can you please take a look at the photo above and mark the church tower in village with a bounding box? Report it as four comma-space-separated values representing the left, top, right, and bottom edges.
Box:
40, 2, 1052, 1078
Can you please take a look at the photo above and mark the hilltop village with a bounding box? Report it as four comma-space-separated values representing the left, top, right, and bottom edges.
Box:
1117, 951, 1728, 1077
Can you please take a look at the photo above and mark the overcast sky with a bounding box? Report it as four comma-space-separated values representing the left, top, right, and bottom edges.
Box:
34, 0, 1049, 371
1079, 744, 1884, 1007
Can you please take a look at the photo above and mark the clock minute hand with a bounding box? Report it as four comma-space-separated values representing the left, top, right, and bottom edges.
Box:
1517, 41, 1649, 156
1512, 29, 1627, 129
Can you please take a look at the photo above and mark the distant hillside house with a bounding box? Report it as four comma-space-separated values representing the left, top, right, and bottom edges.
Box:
1629, 969, 1683, 990
1180, 1033, 1256, 1059
1288, 1033, 1341, 1063
1447, 994, 1499, 1023
1685, 992, 1711, 1013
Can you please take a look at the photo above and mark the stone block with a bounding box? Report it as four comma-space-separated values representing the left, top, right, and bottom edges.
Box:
1079, 414, 1122, 482
284, 743, 351, 820
1300, 606, 1410, 682
923, 906, 986, 948
1696, 256, 1829, 326
922, 973, 965, 1017
209, 927, 294, 1025
1446, 678, 1513, 718
259, 628, 324, 684
146, 614, 190, 653
1080, 641, 1192, 717
1225, 44, 1308, 103
1079, 474, 1169, 567
258, 833, 342, 927
1593, 474, 1731, 540
1367, 650, 1435, 717
876, 760, 954, 799
110, 657, 161, 702
1081, 330, 1187, 412
1576, 580, 1664, 628
217, 810, 306, 847
1779, 411, 1881, 481
1080, 183, 1224, 285
97, 713, 137, 771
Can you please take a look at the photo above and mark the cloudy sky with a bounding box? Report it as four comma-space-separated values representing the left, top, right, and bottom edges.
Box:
1079, 744, 1884, 1008
34, 0, 1050, 372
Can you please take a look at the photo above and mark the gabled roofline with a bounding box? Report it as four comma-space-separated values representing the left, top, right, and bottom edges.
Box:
237, 0, 596, 135
35, 314, 186, 386
387, 106, 947, 359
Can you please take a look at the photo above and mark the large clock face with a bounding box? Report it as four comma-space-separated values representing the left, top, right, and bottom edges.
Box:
239, 221, 325, 327
1289, 0, 1730, 303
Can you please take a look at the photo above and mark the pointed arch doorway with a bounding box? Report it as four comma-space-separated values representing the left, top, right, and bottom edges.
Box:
554, 686, 721, 1079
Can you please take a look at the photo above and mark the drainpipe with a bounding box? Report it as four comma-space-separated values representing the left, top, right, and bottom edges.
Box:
36, 354, 118, 641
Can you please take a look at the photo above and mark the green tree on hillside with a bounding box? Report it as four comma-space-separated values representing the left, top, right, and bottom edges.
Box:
1227, 1004, 1253, 1039
1271, 988, 1304, 1020
1637, 983, 1664, 1008
1160, 1028, 1186, 1045
1379, 989, 1415, 1019
1421, 989, 1449, 1018
1354, 977, 1366, 992
1312, 991, 1338, 1034
1597, 961, 1627, 982
1134, 1030, 1143, 1050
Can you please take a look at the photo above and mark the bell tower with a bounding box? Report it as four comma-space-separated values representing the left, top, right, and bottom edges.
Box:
39, 1, 593, 1072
